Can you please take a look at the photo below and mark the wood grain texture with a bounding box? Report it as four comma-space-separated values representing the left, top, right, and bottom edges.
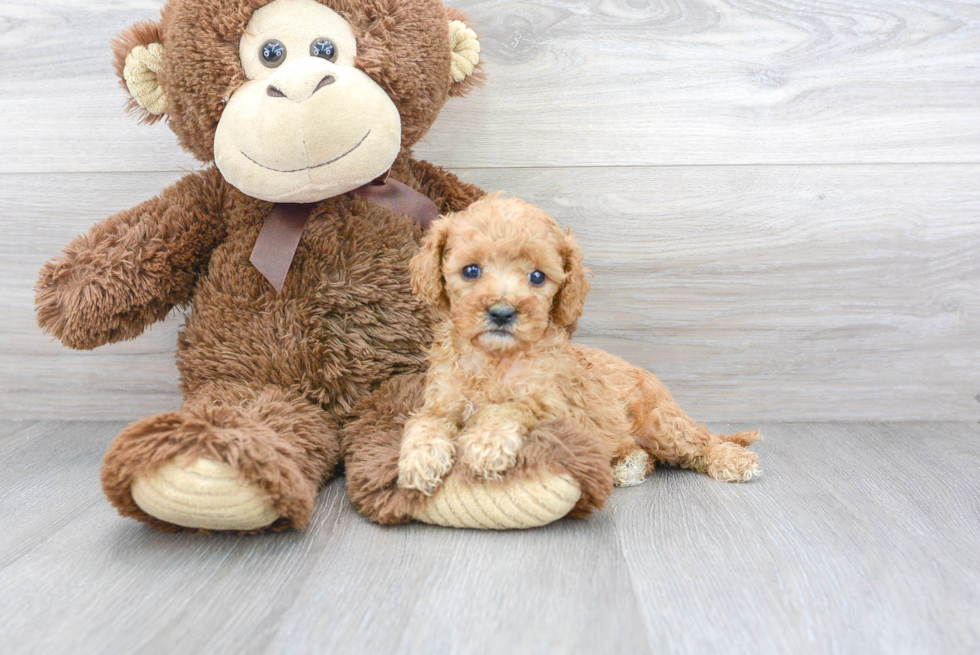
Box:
0, 421, 977, 654
4, 166, 978, 421
1, 0, 980, 172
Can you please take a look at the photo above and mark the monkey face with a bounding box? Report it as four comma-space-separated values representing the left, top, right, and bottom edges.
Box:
114, 0, 483, 194
213, 0, 402, 203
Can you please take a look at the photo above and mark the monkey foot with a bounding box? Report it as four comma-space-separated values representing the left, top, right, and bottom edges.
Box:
410, 472, 581, 530
344, 374, 613, 529
131, 458, 280, 531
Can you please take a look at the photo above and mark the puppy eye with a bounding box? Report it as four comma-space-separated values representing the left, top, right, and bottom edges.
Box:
461, 265, 482, 280
261, 40, 286, 68
529, 270, 547, 286
310, 38, 337, 61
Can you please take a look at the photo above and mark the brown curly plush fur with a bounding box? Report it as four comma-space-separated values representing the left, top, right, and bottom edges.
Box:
37, 0, 489, 532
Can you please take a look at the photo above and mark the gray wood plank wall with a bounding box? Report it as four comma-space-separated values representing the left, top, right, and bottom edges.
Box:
1, 0, 978, 421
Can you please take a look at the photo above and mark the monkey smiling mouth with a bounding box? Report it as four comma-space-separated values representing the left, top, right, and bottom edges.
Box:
240, 130, 371, 174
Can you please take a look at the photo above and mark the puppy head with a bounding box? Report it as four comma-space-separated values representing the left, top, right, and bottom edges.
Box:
409, 193, 590, 352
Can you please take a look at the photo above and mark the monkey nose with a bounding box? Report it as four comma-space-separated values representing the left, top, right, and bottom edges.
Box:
270, 74, 335, 100
313, 74, 336, 94
487, 305, 518, 327
266, 58, 339, 102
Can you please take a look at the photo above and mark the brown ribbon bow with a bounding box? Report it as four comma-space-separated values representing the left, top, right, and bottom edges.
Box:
249, 171, 440, 293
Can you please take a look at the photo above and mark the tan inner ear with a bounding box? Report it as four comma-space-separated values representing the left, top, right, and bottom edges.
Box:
448, 20, 480, 84
124, 43, 167, 115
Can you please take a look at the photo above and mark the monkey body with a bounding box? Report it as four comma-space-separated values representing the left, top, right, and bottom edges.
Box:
38, 0, 615, 532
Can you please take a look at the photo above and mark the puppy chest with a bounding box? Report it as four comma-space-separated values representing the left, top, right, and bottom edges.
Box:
450, 357, 558, 408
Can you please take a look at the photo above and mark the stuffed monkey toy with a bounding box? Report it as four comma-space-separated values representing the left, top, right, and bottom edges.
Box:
37, 0, 612, 532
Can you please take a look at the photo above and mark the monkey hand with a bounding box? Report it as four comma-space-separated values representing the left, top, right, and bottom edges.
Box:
35, 239, 177, 350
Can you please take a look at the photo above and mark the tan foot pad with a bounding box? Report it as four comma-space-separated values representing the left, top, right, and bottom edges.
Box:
411, 473, 581, 530
131, 459, 280, 531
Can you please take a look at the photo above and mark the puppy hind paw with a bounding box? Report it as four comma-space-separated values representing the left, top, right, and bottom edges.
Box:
705, 442, 762, 483
613, 449, 650, 487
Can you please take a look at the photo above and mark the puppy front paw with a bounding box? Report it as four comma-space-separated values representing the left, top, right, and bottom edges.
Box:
398, 441, 455, 495
458, 420, 525, 481
398, 419, 456, 495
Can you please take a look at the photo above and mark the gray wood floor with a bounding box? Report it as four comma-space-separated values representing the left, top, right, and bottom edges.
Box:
1, 420, 977, 654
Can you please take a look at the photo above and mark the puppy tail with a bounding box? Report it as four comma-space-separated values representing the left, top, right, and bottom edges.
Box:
721, 430, 762, 447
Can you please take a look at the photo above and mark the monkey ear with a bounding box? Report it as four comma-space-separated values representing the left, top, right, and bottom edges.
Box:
409, 219, 452, 311
446, 10, 484, 97
551, 231, 591, 330
112, 21, 167, 123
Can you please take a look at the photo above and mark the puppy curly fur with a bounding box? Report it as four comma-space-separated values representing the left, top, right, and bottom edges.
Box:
397, 194, 762, 495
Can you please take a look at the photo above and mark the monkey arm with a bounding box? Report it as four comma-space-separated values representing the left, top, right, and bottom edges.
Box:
406, 158, 486, 214
35, 168, 226, 350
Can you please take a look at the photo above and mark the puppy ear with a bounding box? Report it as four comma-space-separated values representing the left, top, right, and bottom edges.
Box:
112, 21, 167, 123
446, 9, 484, 98
410, 219, 452, 310
551, 231, 591, 329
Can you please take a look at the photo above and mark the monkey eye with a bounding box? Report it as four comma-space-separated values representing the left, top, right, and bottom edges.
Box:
462, 265, 482, 280
310, 38, 337, 61
260, 40, 286, 68
528, 270, 547, 286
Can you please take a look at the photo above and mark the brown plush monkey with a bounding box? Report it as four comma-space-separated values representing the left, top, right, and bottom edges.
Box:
36, 0, 611, 532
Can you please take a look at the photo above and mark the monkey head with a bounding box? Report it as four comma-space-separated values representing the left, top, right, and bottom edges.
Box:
112, 0, 482, 203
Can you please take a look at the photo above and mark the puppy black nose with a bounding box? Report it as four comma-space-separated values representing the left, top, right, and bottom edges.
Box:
488, 306, 517, 327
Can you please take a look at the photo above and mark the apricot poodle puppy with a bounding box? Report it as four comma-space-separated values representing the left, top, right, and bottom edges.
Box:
397, 194, 762, 495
